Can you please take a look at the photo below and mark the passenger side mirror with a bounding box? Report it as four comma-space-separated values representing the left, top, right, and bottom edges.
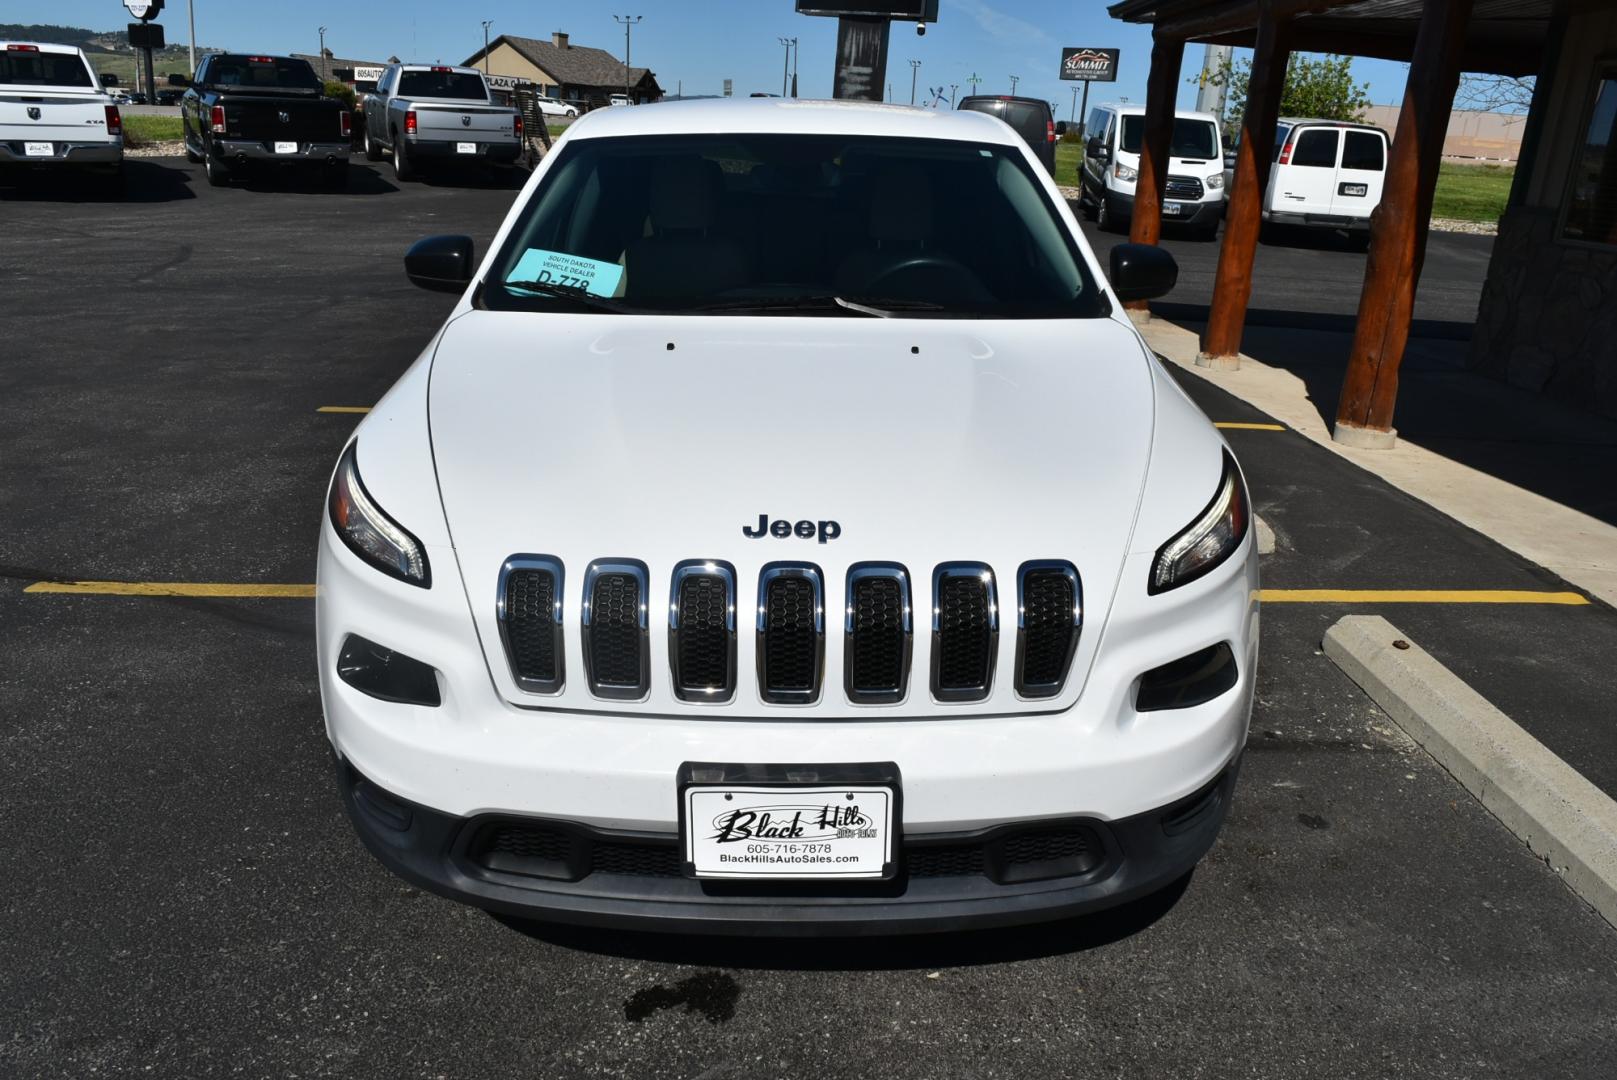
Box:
1108, 243, 1178, 303
405, 235, 476, 293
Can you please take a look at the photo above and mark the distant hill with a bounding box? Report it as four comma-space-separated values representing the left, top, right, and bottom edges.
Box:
1, 24, 108, 49
2, 23, 221, 88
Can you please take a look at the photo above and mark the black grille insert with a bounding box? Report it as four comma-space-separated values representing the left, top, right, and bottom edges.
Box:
845, 564, 911, 704
1164, 174, 1205, 201
990, 827, 1103, 884
1015, 561, 1082, 698
583, 560, 649, 699
931, 563, 998, 702
669, 561, 736, 702
756, 564, 824, 704
498, 556, 564, 694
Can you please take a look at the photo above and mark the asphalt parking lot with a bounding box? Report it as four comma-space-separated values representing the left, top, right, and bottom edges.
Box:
4, 159, 1617, 1079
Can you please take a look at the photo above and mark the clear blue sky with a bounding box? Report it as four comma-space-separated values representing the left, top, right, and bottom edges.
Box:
37, 0, 1417, 111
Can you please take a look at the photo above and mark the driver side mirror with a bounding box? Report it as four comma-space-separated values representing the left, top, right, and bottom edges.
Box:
1087, 138, 1109, 162
405, 235, 475, 292
167, 74, 190, 88
1109, 243, 1178, 303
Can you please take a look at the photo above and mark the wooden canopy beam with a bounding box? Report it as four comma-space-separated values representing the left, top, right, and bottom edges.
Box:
1334, 0, 1475, 446
1125, 31, 1186, 311
1199, 6, 1291, 364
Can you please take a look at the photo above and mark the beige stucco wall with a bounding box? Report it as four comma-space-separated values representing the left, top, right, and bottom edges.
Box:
475, 42, 558, 96
1361, 105, 1526, 162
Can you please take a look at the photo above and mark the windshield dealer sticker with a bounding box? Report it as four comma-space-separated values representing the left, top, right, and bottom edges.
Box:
507, 248, 624, 297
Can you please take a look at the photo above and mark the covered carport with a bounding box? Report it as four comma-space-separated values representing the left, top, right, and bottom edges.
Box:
1105, 0, 1564, 447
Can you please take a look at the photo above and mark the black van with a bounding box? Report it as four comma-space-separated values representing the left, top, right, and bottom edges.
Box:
956, 95, 1056, 173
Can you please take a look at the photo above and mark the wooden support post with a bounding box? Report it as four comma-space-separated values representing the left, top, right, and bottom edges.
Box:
1199, 9, 1291, 365
1333, 0, 1474, 446
1125, 31, 1185, 310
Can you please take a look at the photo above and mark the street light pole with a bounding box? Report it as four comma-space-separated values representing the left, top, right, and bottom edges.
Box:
187, 0, 196, 75
1008, 73, 1019, 95
481, 21, 493, 73
790, 38, 798, 97
613, 15, 642, 103
779, 37, 792, 97
966, 72, 981, 97
908, 58, 920, 105
318, 26, 327, 82
949, 83, 958, 106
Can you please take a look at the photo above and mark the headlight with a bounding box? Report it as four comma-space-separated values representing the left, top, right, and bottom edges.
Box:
1149, 451, 1248, 594
327, 441, 431, 588
1113, 161, 1138, 182
1206, 172, 1224, 190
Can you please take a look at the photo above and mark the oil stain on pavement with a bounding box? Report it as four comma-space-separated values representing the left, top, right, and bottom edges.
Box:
624, 971, 741, 1024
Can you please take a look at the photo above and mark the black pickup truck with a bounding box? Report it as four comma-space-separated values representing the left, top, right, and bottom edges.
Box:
179, 53, 350, 188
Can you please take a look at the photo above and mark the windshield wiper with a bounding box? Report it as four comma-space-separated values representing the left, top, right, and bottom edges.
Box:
688, 295, 946, 317
498, 279, 634, 312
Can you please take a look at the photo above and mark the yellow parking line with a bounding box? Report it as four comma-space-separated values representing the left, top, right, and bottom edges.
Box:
1259, 588, 1590, 605
24, 581, 316, 598
317, 406, 372, 414
1215, 422, 1286, 431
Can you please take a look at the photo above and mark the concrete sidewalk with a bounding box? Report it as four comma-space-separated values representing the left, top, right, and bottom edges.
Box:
1136, 315, 1617, 607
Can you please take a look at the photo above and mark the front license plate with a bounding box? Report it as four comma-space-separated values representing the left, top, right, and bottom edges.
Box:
273, 141, 298, 154
23, 141, 53, 157
683, 785, 894, 880
1162, 201, 1185, 216
456, 141, 477, 154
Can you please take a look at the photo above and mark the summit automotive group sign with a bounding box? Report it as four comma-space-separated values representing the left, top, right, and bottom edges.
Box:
1060, 47, 1119, 82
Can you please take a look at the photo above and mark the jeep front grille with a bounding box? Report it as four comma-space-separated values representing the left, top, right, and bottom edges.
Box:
1164, 174, 1205, 201
582, 560, 650, 700
669, 560, 736, 703
931, 563, 998, 702
844, 563, 911, 704
1014, 561, 1082, 699
497, 556, 565, 694
756, 563, 824, 704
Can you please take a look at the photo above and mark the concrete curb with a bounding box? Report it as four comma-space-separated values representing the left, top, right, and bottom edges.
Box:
1323, 614, 1617, 929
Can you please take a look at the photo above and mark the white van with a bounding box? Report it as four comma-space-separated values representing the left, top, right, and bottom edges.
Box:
1262, 118, 1389, 244
1079, 103, 1225, 238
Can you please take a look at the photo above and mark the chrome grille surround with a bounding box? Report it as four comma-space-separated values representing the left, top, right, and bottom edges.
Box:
495, 555, 565, 695
843, 562, 913, 705
930, 562, 999, 703
755, 562, 825, 706
1013, 560, 1083, 700
667, 559, 737, 704
580, 558, 650, 701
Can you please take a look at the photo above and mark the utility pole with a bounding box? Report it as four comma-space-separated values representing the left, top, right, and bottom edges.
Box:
1195, 43, 1233, 119
949, 83, 958, 106
779, 37, 793, 97
481, 21, 493, 73
318, 26, 327, 82
908, 58, 920, 105
1008, 73, 1019, 95
790, 37, 798, 97
1070, 84, 1079, 123
614, 15, 641, 103
966, 72, 982, 97
187, 0, 196, 75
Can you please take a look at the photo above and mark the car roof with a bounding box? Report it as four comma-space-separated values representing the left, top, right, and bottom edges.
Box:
1099, 104, 1219, 122
1276, 116, 1387, 133
2, 41, 88, 56
392, 63, 485, 76
565, 97, 1021, 144
958, 95, 1050, 108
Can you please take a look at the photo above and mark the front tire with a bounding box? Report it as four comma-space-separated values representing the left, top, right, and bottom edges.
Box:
1097, 195, 1122, 234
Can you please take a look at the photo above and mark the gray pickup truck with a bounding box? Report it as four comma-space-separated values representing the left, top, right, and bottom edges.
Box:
362, 64, 522, 181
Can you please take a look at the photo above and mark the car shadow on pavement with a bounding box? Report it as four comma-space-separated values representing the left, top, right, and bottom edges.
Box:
0, 159, 195, 203
407, 164, 530, 191
490, 871, 1192, 970
230, 163, 400, 196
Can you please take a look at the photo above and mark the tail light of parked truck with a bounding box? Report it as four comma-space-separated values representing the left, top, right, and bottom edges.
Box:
340, 110, 351, 138
514, 113, 524, 140
210, 105, 226, 133
1046, 119, 1056, 144
104, 105, 122, 136
405, 110, 417, 136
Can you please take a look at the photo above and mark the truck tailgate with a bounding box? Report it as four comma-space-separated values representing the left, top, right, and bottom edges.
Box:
0, 89, 113, 143
412, 104, 515, 142
222, 98, 343, 144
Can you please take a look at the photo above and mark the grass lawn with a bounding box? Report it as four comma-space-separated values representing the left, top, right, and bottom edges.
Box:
1054, 139, 1083, 188
121, 114, 184, 146
1430, 161, 1514, 223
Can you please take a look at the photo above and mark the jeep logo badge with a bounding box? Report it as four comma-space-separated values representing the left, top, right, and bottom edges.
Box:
743, 514, 841, 544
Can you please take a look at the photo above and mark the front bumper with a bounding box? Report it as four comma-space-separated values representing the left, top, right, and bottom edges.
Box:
405, 138, 521, 164
215, 139, 351, 163
338, 753, 1242, 935
0, 141, 122, 166
1104, 188, 1225, 228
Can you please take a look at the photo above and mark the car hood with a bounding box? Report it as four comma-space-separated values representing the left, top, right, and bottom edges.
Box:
428, 311, 1158, 716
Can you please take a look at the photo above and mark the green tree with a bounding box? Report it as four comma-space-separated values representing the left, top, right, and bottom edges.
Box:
323, 80, 356, 109
1199, 53, 1372, 132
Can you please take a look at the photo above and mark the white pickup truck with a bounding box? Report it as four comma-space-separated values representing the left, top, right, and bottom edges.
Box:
362, 63, 522, 181
0, 42, 123, 188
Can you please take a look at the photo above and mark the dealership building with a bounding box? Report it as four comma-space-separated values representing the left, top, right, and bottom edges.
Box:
463, 32, 662, 109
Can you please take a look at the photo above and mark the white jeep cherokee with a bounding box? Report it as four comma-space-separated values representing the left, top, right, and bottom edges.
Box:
318, 99, 1258, 934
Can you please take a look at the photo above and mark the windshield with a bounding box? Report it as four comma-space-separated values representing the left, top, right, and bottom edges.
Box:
1119, 116, 1219, 160
483, 134, 1104, 318
398, 70, 488, 100
0, 51, 95, 87
208, 56, 322, 91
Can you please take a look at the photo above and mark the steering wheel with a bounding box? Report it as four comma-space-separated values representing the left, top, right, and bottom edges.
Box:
858, 254, 988, 302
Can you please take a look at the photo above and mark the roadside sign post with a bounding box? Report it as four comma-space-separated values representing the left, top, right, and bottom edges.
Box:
123, 1, 165, 100
795, 1, 938, 102
1059, 46, 1119, 141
